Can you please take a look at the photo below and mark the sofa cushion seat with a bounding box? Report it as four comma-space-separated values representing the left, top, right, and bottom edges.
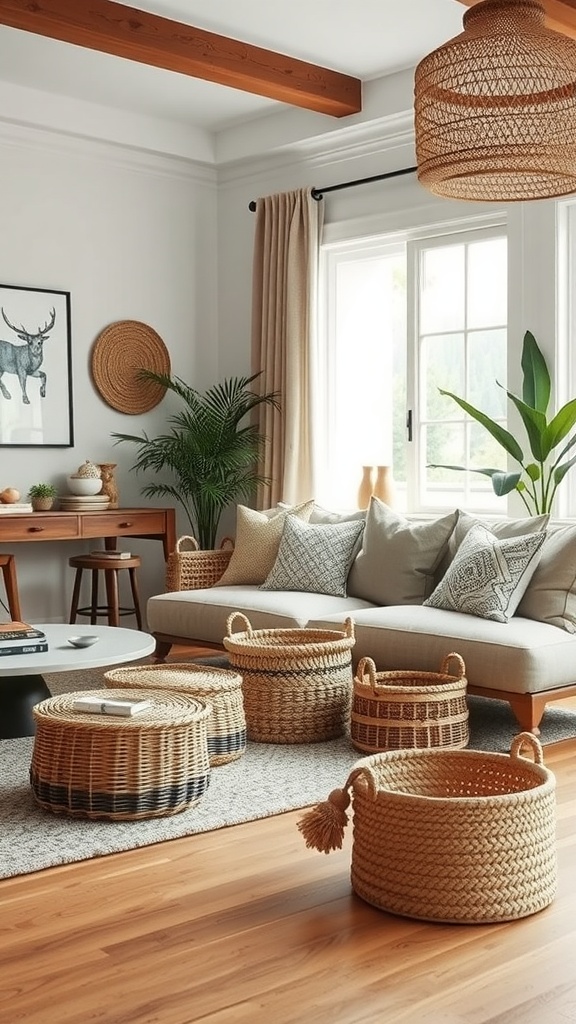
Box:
307, 605, 576, 696
147, 586, 375, 647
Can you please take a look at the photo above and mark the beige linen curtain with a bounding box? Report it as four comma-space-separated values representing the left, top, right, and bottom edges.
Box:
251, 187, 324, 508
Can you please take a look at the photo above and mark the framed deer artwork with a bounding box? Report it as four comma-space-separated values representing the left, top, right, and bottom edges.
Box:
0, 283, 73, 447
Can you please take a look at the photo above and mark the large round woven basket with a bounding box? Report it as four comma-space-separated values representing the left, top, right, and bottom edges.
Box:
165, 535, 235, 591
298, 733, 557, 924
30, 689, 211, 820
104, 663, 246, 765
222, 612, 356, 744
350, 652, 469, 753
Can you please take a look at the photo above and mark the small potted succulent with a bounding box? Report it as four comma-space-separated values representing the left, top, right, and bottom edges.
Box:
28, 482, 58, 512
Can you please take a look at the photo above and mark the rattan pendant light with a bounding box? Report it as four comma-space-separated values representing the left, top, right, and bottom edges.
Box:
414, 0, 576, 202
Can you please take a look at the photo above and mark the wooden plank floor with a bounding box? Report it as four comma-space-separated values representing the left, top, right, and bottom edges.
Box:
1, 651, 576, 1024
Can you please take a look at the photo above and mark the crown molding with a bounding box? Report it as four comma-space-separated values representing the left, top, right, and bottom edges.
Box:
0, 116, 216, 185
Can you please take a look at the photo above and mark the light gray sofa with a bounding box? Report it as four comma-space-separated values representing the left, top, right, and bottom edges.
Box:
147, 500, 576, 733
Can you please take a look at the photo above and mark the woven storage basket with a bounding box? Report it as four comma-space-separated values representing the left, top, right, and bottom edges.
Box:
165, 535, 234, 591
298, 733, 557, 924
222, 612, 356, 744
104, 663, 246, 766
351, 652, 469, 753
30, 688, 211, 821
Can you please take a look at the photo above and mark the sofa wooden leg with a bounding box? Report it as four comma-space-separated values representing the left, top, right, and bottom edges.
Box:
506, 694, 547, 735
153, 638, 173, 662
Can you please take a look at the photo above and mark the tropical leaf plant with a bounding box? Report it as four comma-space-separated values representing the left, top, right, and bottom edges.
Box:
112, 371, 279, 549
429, 330, 576, 515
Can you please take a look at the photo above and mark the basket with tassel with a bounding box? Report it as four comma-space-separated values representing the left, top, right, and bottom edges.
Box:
350, 652, 469, 754
223, 612, 356, 743
297, 733, 557, 924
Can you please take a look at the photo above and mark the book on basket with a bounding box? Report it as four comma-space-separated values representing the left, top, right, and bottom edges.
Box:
0, 622, 46, 642
72, 697, 153, 717
89, 550, 132, 559
0, 641, 49, 657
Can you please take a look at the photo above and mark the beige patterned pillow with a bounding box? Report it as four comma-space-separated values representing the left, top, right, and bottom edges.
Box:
215, 501, 314, 586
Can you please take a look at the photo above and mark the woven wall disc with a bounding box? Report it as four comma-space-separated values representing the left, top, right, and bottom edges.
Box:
91, 320, 171, 414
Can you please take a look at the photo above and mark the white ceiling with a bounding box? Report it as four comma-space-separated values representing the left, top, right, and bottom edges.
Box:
0, 0, 465, 135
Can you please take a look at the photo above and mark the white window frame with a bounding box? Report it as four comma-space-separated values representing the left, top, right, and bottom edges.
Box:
317, 214, 508, 514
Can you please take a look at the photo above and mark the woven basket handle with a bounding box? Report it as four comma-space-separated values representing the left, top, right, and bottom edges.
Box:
356, 656, 378, 691
440, 652, 466, 679
220, 536, 235, 551
510, 732, 544, 765
175, 535, 200, 553
226, 611, 253, 637
344, 616, 355, 640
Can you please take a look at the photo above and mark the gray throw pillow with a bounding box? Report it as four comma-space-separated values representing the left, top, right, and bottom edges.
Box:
260, 515, 365, 597
347, 497, 458, 605
424, 522, 546, 622
516, 524, 576, 631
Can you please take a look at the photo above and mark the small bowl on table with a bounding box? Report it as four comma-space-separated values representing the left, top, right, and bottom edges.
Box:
67, 635, 100, 648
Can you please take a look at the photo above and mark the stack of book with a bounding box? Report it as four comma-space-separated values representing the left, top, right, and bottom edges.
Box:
0, 621, 48, 657
0, 502, 33, 514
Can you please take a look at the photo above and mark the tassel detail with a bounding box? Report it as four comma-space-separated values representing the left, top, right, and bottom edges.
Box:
297, 787, 351, 853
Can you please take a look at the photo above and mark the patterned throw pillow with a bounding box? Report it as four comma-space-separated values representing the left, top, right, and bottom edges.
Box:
424, 522, 546, 622
216, 501, 314, 586
260, 516, 365, 597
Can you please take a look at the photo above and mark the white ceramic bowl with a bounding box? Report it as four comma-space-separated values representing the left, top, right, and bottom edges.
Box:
66, 475, 102, 496
67, 635, 100, 648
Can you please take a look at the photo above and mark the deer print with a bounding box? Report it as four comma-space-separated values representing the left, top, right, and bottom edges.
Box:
0, 306, 55, 404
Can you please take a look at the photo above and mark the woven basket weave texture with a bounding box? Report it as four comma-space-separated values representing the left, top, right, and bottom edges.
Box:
30, 689, 211, 820
165, 535, 234, 591
104, 663, 246, 765
350, 653, 469, 753
348, 735, 557, 923
223, 612, 356, 744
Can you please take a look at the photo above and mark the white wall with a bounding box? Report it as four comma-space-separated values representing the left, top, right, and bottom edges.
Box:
0, 122, 218, 624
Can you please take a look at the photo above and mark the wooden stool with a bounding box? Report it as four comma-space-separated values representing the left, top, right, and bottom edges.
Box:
68, 554, 143, 629
0, 553, 22, 621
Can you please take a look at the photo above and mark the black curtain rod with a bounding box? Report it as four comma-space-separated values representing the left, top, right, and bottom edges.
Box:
248, 164, 417, 211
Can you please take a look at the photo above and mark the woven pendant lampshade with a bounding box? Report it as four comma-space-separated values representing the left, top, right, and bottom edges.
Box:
414, 0, 576, 202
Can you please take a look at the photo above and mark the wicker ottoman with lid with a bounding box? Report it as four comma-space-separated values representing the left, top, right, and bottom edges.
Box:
104, 663, 246, 765
30, 688, 211, 820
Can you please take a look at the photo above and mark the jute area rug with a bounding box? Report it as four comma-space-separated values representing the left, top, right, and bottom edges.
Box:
1, 659, 575, 880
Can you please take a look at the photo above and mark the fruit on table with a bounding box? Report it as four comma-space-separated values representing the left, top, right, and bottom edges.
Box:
0, 487, 21, 503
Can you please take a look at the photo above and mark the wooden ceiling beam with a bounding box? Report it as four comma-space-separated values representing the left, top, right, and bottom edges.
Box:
457, 0, 576, 40
0, 0, 362, 118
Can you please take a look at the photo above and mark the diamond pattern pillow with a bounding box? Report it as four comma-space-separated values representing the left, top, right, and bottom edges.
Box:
260, 515, 365, 597
424, 522, 546, 622
216, 501, 314, 586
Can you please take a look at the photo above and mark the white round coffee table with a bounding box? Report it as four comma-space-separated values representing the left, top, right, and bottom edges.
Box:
0, 624, 155, 738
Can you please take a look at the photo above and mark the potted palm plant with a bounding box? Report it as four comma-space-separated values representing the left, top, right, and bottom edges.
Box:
429, 330, 576, 515
111, 370, 279, 549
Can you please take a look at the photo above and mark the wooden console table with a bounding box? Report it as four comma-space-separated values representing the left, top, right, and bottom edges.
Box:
0, 507, 176, 560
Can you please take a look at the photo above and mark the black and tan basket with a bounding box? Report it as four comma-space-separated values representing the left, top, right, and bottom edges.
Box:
222, 612, 356, 744
30, 688, 211, 821
350, 653, 469, 753
165, 535, 234, 591
104, 663, 246, 766
298, 734, 557, 924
